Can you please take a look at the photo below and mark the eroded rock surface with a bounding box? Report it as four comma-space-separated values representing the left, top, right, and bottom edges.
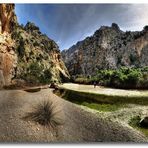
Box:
0, 4, 17, 33
0, 4, 70, 88
62, 23, 148, 77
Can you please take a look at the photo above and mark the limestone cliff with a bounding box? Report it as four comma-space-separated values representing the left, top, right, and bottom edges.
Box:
11, 22, 70, 84
0, 4, 17, 33
0, 33, 17, 88
0, 4, 69, 87
0, 4, 18, 87
62, 23, 148, 77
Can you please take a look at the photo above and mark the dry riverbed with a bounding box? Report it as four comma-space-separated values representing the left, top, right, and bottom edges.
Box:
0, 85, 147, 142
58, 83, 148, 138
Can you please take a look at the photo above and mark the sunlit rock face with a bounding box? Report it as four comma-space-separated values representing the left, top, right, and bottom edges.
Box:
0, 40, 17, 87
0, 4, 17, 34
0, 4, 17, 87
0, 4, 70, 88
62, 23, 148, 77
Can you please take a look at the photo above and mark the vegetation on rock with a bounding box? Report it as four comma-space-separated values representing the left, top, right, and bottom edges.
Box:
0, 4, 70, 88
11, 21, 70, 85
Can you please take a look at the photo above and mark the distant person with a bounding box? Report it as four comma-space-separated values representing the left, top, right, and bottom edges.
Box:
93, 81, 97, 88
97, 82, 100, 86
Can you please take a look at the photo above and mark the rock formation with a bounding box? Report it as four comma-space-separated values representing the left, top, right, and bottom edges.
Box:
0, 4, 17, 33
0, 34, 17, 88
0, 4, 70, 88
0, 4, 17, 87
11, 22, 70, 84
62, 23, 148, 77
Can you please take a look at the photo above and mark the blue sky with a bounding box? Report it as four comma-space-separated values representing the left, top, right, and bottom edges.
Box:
15, 4, 148, 50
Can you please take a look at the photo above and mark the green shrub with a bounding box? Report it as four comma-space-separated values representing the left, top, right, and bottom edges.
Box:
73, 67, 148, 89
40, 69, 52, 84
129, 116, 141, 127
21, 62, 52, 84
96, 67, 148, 88
17, 38, 25, 57
74, 77, 90, 84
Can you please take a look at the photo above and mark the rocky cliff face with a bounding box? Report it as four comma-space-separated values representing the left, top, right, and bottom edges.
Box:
62, 23, 148, 77
0, 4, 18, 88
0, 33, 17, 88
11, 22, 70, 84
0, 4, 69, 87
0, 4, 17, 33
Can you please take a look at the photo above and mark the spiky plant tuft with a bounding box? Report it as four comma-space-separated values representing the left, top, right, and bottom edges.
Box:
24, 100, 64, 128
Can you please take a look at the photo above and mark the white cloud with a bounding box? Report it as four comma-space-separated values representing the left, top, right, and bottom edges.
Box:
121, 4, 148, 31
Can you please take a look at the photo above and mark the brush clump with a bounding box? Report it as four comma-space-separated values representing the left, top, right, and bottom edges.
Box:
24, 100, 64, 128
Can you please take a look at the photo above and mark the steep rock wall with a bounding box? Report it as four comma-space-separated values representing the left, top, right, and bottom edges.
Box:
0, 4, 70, 88
62, 23, 148, 77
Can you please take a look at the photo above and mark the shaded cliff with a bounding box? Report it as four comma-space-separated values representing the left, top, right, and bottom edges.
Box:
0, 4, 70, 88
11, 22, 70, 84
62, 23, 148, 77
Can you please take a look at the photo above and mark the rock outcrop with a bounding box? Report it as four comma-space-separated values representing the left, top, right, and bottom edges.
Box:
0, 4, 69, 88
0, 4, 17, 33
11, 22, 70, 84
140, 117, 148, 128
0, 4, 18, 87
62, 23, 148, 77
0, 34, 17, 88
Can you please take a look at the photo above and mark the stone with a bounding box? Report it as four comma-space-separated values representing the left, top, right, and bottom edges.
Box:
140, 117, 148, 128
111, 23, 120, 31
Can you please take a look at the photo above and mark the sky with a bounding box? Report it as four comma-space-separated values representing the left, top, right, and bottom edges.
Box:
15, 4, 148, 50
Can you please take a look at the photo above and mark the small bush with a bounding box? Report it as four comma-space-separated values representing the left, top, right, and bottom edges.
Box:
17, 38, 25, 57
73, 76, 98, 85
21, 62, 52, 84
40, 69, 52, 84
23, 100, 64, 128
74, 77, 90, 84
129, 116, 141, 127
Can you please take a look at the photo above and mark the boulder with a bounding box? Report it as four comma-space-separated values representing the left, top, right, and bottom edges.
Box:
140, 117, 148, 128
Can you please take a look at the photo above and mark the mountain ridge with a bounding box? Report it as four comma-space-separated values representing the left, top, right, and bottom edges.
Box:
62, 23, 148, 77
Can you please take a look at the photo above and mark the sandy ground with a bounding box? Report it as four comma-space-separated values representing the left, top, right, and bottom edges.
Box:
60, 83, 148, 97
0, 88, 147, 142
